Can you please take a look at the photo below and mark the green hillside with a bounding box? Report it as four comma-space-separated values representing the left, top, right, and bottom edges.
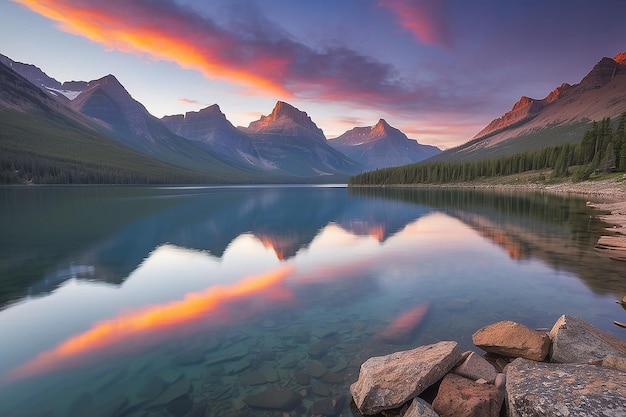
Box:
0, 108, 228, 184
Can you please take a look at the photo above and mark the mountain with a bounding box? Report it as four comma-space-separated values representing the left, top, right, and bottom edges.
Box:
329, 119, 441, 169
68, 74, 250, 175
161, 104, 263, 167
0, 59, 230, 184
241, 101, 363, 177
432, 52, 626, 162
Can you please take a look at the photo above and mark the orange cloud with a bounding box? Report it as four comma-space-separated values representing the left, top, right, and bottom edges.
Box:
378, 0, 450, 46
11, 0, 440, 113
13, 0, 291, 96
7, 264, 295, 381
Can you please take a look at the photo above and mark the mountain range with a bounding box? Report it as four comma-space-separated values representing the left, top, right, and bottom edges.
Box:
432, 52, 626, 161
0, 53, 439, 184
2, 51, 624, 183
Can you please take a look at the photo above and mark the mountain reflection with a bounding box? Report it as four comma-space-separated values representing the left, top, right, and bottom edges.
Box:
350, 187, 626, 295
0, 186, 432, 306
1, 185, 622, 311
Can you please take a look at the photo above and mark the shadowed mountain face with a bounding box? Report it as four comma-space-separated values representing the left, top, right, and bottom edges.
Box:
432, 52, 626, 162
68, 75, 248, 175
161, 104, 262, 166
329, 119, 441, 169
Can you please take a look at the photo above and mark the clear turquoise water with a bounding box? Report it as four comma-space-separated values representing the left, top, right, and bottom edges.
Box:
0, 185, 624, 417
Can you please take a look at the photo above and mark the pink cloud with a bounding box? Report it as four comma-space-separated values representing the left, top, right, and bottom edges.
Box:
378, 0, 450, 46
177, 97, 205, 106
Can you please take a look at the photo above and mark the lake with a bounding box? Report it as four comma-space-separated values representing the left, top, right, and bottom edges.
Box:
0, 185, 624, 417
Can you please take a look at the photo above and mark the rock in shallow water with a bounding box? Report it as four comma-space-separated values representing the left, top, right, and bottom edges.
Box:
506, 358, 626, 417
453, 351, 498, 384
350, 341, 461, 415
472, 321, 550, 361
549, 314, 626, 363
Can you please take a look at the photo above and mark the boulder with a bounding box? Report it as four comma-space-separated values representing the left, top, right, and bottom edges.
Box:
350, 341, 461, 415
549, 315, 626, 363
432, 373, 503, 417
404, 397, 440, 417
506, 358, 626, 417
453, 351, 498, 384
244, 387, 302, 411
472, 321, 550, 361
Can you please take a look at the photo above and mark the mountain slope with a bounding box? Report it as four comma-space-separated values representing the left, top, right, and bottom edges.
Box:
241, 101, 363, 178
329, 119, 440, 169
161, 104, 263, 167
0, 60, 223, 184
432, 52, 626, 162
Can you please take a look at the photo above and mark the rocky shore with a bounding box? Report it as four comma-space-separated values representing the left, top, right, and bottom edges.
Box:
350, 315, 626, 417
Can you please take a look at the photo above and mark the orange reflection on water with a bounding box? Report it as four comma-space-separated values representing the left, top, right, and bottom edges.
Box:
8, 265, 295, 381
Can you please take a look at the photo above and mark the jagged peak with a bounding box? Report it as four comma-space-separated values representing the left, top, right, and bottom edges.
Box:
614, 52, 626, 65
194, 104, 226, 120
544, 82, 571, 103
512, 96, 535, 110
371, 118, 404, 138
371, 118, 391, 132
268, 100, 307, 121
248, 100, 325, 138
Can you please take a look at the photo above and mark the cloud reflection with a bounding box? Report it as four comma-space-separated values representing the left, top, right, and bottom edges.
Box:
8, 264, 294, 381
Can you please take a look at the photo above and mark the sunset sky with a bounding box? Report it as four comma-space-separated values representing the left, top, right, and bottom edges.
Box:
1, 1, 625, 149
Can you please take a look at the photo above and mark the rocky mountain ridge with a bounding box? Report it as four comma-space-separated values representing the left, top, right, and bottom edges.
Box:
436, 52, 626, 161
1, 52, 437, 180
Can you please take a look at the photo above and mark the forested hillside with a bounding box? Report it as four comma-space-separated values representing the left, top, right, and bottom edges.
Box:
349, 114, 626, 186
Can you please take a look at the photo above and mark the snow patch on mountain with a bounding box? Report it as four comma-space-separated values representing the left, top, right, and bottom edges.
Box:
45, 87, 82, 100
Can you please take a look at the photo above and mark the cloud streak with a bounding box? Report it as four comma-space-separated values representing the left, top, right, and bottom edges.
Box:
378, 0, 450, 46
12, 0, 461, 114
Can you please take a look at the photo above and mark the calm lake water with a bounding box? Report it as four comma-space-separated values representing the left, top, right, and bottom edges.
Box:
0, 185, 625, 417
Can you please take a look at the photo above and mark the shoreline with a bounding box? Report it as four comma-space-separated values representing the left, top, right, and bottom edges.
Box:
350, 173, 626, 202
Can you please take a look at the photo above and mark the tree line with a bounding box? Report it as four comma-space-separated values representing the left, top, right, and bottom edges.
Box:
349, 113, 626, 186
0, 147, 213, 185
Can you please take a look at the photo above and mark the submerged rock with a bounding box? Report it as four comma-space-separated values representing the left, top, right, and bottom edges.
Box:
506, 358, 626, 417
432, 373, 503, 417
350, 341, 461, 415
310, 395, 347, 416
150, 378, 192, 406
549, 314, 626, 363
473, 321, 550, 361
244, 387, 302, 411
306, 360, 328, 378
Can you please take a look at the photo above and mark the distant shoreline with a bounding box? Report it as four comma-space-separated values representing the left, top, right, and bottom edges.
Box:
349, 173, 626, 202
